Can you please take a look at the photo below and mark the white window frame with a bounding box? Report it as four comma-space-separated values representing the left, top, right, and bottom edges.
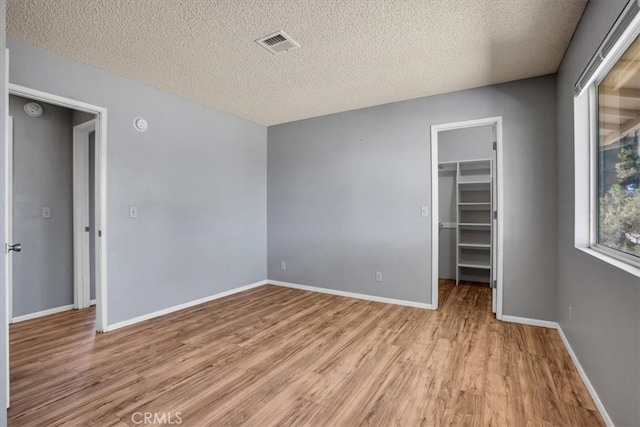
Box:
574, 5, 640, 278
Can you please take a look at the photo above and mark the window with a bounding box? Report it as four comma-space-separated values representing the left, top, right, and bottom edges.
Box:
573, 0, 640, 276
596, 35, 640, 264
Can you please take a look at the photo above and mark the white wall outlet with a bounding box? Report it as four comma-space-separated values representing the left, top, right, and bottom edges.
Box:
375, 271, 382, 282
42, 207, 51, 219
281, 261, 287, 271
129, 206, 137, 219
226, 268, 231, 277
569, 306, 573, 322
421, 206, 428, 217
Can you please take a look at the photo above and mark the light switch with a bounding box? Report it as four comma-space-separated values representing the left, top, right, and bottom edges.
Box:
42, 207, 51, 218
421, 206, 429, 217
129, 206, 137, 219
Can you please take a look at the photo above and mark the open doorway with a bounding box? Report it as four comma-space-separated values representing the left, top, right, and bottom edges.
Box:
4, 84, 108, 407
5, 86, 108, 406
430, 117, 504, 318
7, 94, 97, 322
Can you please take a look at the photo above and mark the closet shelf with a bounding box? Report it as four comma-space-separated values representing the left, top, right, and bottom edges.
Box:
458, 160, 492, 170
458, 242, 491, 249
458, 181, 490, 191
439, 159, 493, 286
458, 223, 491, 229
458, 176, 491, 184
458, 203, 491, 211
458, 260, 491, 269
457, 159, 493, 283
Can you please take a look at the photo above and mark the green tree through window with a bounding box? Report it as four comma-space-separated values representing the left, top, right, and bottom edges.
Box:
599, 131, 640, 256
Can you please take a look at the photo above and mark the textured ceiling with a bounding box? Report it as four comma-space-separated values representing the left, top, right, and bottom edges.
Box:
7, 0, 586, 126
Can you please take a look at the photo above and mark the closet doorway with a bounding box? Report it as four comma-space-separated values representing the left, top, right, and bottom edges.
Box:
430, 117, 503, 318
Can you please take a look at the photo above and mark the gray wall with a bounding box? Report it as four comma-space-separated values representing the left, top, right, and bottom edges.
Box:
268, 75, 557, 320
1, 0, 7, 423
9, 95, 74, 316
438, 126, 493, 163
556, 0, 640, 425
7, 38, 267, 325
438, 126, 494, 279
72, 110, 94, 126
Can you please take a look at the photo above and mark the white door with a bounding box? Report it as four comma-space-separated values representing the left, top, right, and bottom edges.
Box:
6, 116, 14, 322
4, 116, 13, 409
73, 120, 95, 310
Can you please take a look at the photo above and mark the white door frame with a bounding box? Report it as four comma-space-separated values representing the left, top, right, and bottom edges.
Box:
73, 119, 96, 310
430, 116, 504, 319
7, 83, 109, 333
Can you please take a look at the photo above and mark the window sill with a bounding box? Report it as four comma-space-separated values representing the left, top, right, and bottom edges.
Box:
576, 246, 640, 279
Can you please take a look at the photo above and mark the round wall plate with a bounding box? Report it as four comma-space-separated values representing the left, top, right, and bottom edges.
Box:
133, 117, 148, 132
24, 102, 43, 117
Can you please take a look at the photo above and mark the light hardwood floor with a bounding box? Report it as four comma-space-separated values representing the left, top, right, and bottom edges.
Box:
8, 281, 603, 426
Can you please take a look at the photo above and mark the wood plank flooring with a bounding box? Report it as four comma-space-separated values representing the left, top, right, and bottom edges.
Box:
8, 280, 604, 426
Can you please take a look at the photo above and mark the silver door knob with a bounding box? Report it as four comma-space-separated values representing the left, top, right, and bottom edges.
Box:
8, 243, 21, 253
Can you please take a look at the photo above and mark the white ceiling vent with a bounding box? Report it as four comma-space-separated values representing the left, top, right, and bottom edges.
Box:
256, 31, 300, 55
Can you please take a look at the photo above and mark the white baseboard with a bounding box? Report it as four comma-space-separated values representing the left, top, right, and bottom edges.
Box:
501, 315, 559, 329
268, 280, 432, 309
11, 304, 75, 323
90, 299, 96, 306
106, 280, 268, 332
557, 326, 614, 427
